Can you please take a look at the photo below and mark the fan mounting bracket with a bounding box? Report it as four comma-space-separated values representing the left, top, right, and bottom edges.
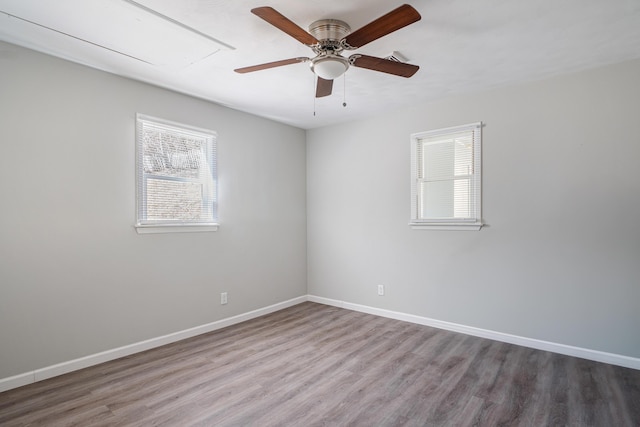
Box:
348, 54, 361, 65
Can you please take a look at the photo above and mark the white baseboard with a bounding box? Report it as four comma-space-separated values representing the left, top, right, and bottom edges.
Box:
0, 372, 35, 394
307, 295, 640, 370
0, 296, 307, 393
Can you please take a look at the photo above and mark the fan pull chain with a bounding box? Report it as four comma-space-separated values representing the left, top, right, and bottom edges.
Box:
343, 74, 347, 107
313, 74, 317, 116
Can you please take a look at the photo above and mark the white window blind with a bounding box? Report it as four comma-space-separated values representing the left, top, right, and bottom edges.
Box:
135, 114, 217, 233
410, 122, 482, 230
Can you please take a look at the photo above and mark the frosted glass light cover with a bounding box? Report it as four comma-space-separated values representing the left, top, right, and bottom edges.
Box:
311, 57, 349, 80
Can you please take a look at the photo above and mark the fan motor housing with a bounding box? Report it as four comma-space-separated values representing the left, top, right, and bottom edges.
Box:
309, 19, 351, 43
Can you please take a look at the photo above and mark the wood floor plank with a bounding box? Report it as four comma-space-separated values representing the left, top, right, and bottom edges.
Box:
1, 302, 639, 426
611, 365, 640, 426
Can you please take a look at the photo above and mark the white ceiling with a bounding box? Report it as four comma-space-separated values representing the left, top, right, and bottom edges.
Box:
1, 0, 640, 129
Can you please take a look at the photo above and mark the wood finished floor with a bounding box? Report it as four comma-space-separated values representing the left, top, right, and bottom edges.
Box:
1, 302, 639, 426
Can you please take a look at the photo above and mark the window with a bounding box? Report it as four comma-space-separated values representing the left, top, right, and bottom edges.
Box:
410, 122, 482, 230
135, 114, 218, 233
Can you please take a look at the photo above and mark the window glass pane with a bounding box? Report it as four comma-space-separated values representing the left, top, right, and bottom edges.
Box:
454, 136, 473, 176
143, 127, 204, 180
421, 180, 454, 218
422, 140, 454, 180
420, 179, 472, 220
453, 178, 471, 218
146, 178, 203, 220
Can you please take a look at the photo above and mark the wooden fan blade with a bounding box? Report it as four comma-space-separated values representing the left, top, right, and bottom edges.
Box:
252, 7, 319, 46
316, 77, 333, 97
234, 57, 309, 73
350, 54, 419, 77
343, 4, 421, 49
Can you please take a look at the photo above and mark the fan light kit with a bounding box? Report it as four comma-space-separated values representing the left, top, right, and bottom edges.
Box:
235, 4, 421, 98
310, 55, 349, 80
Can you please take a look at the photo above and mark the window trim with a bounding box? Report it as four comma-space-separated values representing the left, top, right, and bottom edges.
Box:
134, 114, 218, 234
409, 122, 483, 231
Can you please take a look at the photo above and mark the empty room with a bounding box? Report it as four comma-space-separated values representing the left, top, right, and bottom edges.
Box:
1, 0, 639, 425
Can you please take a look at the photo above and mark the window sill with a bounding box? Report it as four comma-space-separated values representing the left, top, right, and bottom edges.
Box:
409, 222, 483, 231
135, 223, 219, 234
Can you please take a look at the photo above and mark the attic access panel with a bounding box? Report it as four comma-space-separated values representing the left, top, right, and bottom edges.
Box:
0, 0, 233, 67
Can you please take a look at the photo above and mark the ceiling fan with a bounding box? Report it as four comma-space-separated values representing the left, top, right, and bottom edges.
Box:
234, 4, 421, 98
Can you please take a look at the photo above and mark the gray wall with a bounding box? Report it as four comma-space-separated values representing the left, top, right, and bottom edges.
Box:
0, 42, 307, 379
307, 59, 640, 359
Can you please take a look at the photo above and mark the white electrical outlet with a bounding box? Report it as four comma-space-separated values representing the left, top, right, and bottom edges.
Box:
377, 285, 385, 296
221, 292, 228, 305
